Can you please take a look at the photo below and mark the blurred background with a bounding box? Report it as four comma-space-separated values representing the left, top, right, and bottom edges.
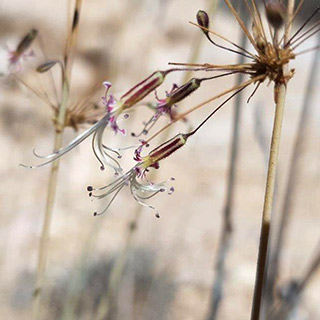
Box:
0, 0, 319, 319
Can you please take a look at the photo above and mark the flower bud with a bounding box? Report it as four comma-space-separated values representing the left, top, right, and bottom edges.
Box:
196, 10, 210, 35
167, 78, 201, 106
266, 1, 286, 30
121, 70, 168, 110
17, 29, 38, 55
36, 60, 58, 73
148, 133, 189, 165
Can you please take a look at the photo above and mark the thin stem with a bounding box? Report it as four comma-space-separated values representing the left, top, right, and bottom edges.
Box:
223, 0, 259, 52
32, 1, 82, 318
250, 82, 287, 320
284, 5, 319, 47
145, 75, 263, 146
250, 1, 295, 319
33, 76, 70, 320
265, 32, 320, 311
189, 21, 255, 58
206, 3, 248, 318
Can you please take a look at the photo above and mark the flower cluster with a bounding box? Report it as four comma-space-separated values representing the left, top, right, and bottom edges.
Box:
87, 133, 190, 218
19, 0, 320, 217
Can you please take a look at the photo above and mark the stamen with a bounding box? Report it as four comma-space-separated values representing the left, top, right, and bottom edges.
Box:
93, 184, 125, 216
21, 113, 111, 169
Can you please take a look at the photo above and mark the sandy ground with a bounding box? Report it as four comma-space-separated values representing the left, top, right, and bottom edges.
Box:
0, 0, 319, 319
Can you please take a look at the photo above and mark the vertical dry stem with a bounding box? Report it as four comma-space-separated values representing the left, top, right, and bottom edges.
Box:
32, 1, 82, 318
266, 32, 320, 309
250, 82, 287, 320
250, 1, 295, 319
33, 80, 70, 319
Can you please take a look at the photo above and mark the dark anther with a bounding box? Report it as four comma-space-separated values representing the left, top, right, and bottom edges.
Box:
87, 186, 93, 191
89, 192, 92, 197
93, 212, 97, 216
100, 165, 105, 171
155, 213, 160, 218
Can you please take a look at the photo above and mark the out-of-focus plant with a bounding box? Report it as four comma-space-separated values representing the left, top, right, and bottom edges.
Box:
10, 0, 319, 318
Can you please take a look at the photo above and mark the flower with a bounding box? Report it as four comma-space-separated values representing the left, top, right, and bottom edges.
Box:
88, 133, 190, 217
132, 77, 202, 137
21, 70, 171, 172
172, 1, 320, 105
8, 29, 38, 72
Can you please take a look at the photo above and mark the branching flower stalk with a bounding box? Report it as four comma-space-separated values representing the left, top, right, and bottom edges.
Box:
16, 1, 319, 317
22, 0, 319, 219
33, 1, 83, 318
265, 31, 320, 314
250, 1, 295, 319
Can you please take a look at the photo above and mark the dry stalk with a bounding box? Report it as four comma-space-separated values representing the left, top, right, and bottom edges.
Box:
32, 1, 82, 318
265, 31, 320, 312
250, 1, 296, 319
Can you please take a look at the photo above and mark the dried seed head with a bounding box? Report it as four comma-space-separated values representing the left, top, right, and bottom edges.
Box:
196, 10, 210, 35
266, 1, 286, 30
36, 60, 58, 73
